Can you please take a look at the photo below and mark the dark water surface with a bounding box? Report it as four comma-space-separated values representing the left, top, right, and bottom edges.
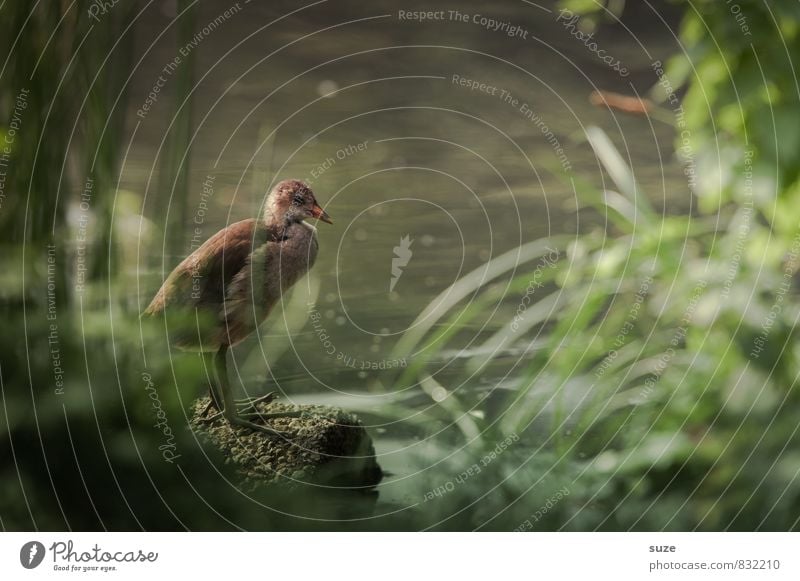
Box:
117, 0, 685, 513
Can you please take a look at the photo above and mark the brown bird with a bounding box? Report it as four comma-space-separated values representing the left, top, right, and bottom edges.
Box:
145, 179, 332, 435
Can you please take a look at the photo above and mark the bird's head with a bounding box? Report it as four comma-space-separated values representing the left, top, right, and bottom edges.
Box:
264, 179, 332, 226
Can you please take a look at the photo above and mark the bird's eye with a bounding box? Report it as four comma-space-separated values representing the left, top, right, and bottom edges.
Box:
292, 194, 304, 206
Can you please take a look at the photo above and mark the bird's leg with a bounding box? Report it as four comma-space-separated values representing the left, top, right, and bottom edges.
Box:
200, 351, 223, 418
213, 345, 287, 436
232, 360, 285, 411
232, 375, 305, 419
199, 399, 216, 418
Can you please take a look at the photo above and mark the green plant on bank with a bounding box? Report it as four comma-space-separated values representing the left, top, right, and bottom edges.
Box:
0, 1, 378, 532
391, 123, 800, 530
562, 0, 800, 228
0, 2, 213, 530
384, 0, 800, 529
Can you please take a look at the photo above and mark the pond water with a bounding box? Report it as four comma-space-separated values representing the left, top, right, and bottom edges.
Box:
121, 0, 686, 518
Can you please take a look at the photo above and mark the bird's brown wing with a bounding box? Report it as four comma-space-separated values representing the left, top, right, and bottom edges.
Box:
144, 219, 282, 349
145, 219, 265, 313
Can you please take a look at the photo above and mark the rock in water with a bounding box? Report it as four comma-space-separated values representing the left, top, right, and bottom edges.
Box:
190, 397, 383, 489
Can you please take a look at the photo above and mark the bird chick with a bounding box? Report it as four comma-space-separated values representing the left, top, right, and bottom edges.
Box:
145, 179, 332, 435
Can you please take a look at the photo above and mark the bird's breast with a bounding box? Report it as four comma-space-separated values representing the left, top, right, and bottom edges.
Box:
274, 221, 319, 290
249, 221, 318, 308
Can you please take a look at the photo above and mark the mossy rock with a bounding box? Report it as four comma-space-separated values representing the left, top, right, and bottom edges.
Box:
190, 397, 382, 490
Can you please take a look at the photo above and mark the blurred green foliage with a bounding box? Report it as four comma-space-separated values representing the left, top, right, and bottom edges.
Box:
382, 0, 800, 530
662, 1, 800, 219
0, 2, 351, 532
2, 0, 800, 531
389, 0, 800, 529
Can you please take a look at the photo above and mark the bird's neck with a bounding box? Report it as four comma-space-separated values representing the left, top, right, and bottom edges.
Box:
264, 209, 300, 234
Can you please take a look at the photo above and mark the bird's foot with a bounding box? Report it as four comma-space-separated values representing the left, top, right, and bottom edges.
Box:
239, 410, 304, 421
226, 414, 288, 437
232, 395, 306, 424
199, 392, 280, 424
234, 391, 279, 414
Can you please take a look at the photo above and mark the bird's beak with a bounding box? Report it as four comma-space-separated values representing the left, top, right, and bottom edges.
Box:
311, 203, 333, 224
